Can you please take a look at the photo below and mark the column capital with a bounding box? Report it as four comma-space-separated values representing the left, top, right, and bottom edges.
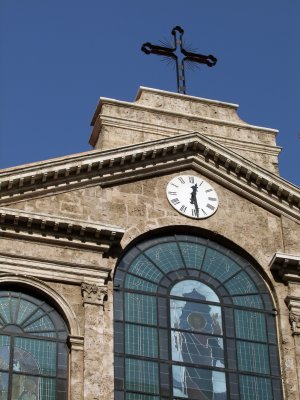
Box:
286, 296, 300, 336
81, 282, 108, 307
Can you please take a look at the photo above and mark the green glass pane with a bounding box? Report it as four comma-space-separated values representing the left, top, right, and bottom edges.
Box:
224, 271, 258, 295
128, 255, 163, 283
0, 335, 10, 371
235, 310, 267, 342
232, 295, 264, 309
23, 315, 56, 337
125, 293, 157, 325
145, 243, 183, 274
12, 374, 56, 400
16, 300, 39, 325
178, 242, 206, 270
125, 275, 158, 293
239, 375, 272, 400
0, 299, 11, 325
237, 341, 270, 374
202, 248, 240, 282
126, 394, 159, 400
125, 358, 159, 394
125, 324, 158, 357
14, 337, 57, 376
0, 372, 9, 399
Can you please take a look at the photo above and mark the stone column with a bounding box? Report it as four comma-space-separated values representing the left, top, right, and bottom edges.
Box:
68, 335, 84, 400
81, 282, 113, 400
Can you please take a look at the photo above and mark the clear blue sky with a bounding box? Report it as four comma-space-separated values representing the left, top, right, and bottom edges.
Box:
0, 0, 299, 186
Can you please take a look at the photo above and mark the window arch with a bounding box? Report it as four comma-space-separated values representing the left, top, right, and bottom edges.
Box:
114, 234, 282, 400
0, 289, 69, 399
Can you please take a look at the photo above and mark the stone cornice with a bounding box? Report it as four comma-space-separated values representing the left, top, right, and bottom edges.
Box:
0, 207, 124, 251
0, 133, 299, 222
270, 253, 300, 282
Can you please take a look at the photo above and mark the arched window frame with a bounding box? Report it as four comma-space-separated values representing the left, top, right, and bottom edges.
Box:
0, 287, 69, 400
114, 234, 283, 400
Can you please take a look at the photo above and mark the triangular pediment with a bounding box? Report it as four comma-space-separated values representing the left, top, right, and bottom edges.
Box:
0, 132, 299, 224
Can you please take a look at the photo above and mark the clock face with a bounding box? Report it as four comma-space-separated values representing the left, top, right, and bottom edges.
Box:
166, 175, 219, 219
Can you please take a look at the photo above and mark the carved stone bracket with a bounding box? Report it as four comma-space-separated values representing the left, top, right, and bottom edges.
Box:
81, 282, 108, 307
286, 296, 300, 336
67, 335, 84, 351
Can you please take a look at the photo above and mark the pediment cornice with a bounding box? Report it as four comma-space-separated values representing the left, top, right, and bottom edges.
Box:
0, 133, 299, 222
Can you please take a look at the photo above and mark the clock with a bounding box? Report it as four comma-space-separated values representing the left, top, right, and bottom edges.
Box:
166, 175, 219, 219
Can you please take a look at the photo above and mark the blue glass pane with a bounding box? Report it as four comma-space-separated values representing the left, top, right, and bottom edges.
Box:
14, 337, 57, 376
171, 331, 224, 367
0, 299, 10, 325
125, 293, 157, 325
202, 248, 240, 283
237, 341, 270, 374
178, 242, 206, 270
23, 315, 56, 338
125, 324, 158, 357
171, 280, 219, 303
125, 358, 159, 394
239, 375, 272, 400
125, 275, 158, 293
128, 255, 163, 283
232, 295, 264, 309
235, 310, 267, 342
0, 336, 10, 370
224, 272, 258, 295
16, 299, 39, 325
145, 243, 184, 274
173, 366, 226, 399
170, 299, 222, 335
0, 372, 8, 399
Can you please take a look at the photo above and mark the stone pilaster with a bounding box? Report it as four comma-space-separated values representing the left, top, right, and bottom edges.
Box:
81, 282, 112, 400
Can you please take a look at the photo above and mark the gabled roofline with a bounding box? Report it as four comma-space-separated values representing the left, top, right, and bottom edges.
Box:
0, 132, 299, 222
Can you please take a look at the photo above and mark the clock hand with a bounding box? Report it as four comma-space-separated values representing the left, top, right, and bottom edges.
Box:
190, 184, 199, 217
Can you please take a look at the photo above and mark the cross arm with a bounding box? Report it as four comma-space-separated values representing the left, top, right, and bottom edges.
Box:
141, 42, 176, 59
181, 48, 217, 67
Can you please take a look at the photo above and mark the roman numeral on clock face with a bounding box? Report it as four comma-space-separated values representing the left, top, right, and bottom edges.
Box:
206, 203, 215, 210
171, 198, 180, 205
178, 177, 185, 184
180, 205, 187, 213
168, 191, 177, 195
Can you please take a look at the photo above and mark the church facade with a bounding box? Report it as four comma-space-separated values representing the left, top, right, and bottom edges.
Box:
0, 87, 299, 399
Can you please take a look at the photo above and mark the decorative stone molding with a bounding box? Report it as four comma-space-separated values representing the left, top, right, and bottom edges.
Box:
0, 207, 124, 251
270, 253, 300, 282
286, 296, 300, 335
0, 133, 299, 220
81, 282, 108, 307
68, 335, 84, 351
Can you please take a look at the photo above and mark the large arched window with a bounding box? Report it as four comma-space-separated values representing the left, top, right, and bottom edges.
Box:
0, 289, 69, 399
114, 234, 282, 400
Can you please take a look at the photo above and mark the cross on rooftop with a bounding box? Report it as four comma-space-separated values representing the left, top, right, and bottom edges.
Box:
141, 26, 217, 94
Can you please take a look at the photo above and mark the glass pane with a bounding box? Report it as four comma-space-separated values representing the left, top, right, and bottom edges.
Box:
128, 255, 163, 283
178, 242, 206, 270
232, 295, 264, 309
239, 375, 272, 400
0, 298, 11, 325
0, 372, 9, 399
125, 358, 159, 394
125, 275, 158, 293
0, 336, 10, 370
202, 249, 240, 282
234, 310, 267, 342
224, 272, 258, 295
172, 365, 226, 399
14, 337, 57, 376
125, 294, 157, 326
170, 300, 222, 335
171, 331, 224, 367
125, 324, 158, 358
237, 341, 270, 374
17, 301, 41, 326
23, 315, 56, 338
126, 394, 159, 400
57, 343, 68, 378
171, 280, 219, 303
12, 375, 56, 400
145, 243, 184, 274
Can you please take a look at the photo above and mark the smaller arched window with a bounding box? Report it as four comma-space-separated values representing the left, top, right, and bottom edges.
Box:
0, 289, 69, 400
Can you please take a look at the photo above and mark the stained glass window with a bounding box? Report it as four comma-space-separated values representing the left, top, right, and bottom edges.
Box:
0, 290, 69, 400
114, 234, 283, 399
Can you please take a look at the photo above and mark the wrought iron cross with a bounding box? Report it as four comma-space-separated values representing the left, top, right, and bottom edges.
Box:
141, 26, 217, 94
